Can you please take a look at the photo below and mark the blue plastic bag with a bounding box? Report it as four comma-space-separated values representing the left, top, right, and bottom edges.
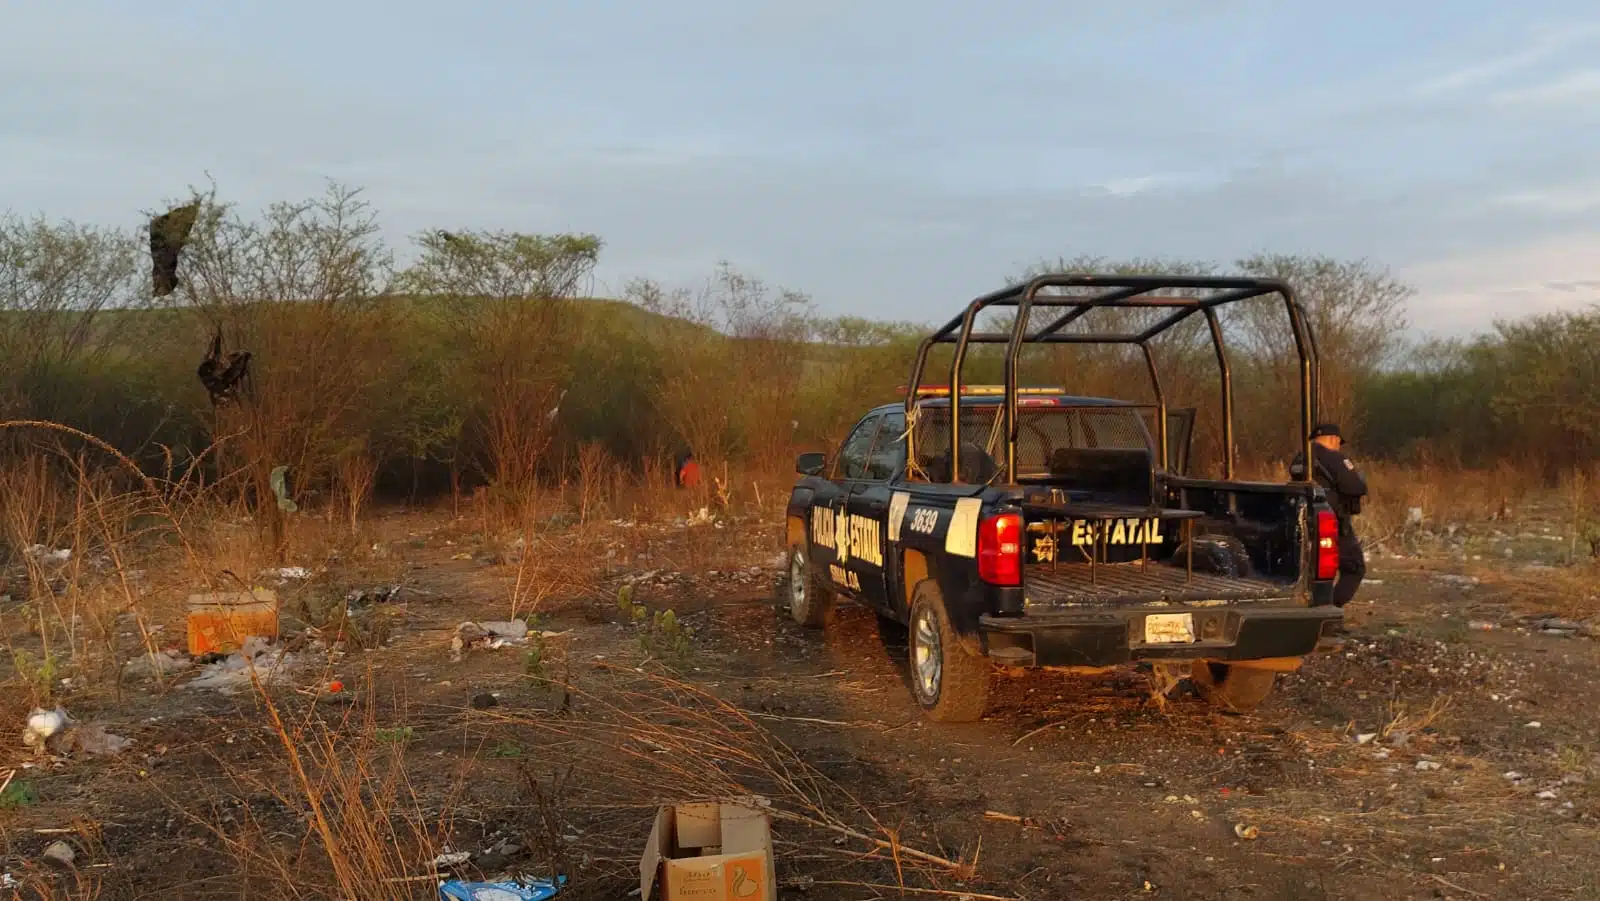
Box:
438, 875, 565, 901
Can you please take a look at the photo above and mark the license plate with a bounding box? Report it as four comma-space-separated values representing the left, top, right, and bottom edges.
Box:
1143, 613, 1195, 644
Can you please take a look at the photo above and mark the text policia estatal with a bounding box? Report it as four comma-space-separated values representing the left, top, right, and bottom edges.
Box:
810, 505, 884, 567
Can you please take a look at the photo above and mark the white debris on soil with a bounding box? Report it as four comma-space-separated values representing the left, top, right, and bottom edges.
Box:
185, 637, 302, 695
24, 545, 72, 564
70, 724, 134, 757
269, 566, 312, 581
1415, 760, 1442, 771
125, 649, 193, 680
23, 708, 70, 750
451, 620, 536, 659
431, 850, 472, 868
41, 841, 75, 867
21, 707, 133, 757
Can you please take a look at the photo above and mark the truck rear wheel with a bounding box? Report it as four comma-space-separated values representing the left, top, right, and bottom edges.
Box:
908, 582, 991, 722
1191, 661, 1277, 713
786, 544, 835, 628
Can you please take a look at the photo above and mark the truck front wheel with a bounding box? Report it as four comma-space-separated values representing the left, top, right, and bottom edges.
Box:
1191, 661, 1277, 713
786, 544, 835, 628
908, 582, 991, 722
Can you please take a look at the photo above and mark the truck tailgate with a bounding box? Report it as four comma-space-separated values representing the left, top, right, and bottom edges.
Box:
1023, 563, 1291, 608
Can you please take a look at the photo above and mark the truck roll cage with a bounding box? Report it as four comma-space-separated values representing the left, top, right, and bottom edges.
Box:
904, 274, 1321, 484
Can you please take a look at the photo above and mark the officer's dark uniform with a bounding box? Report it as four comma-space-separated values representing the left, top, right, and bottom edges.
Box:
1290, 423, 1368, 607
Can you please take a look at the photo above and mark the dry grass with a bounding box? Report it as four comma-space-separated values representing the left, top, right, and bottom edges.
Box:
4, 408, 1593, 900
187, 679, 463, 901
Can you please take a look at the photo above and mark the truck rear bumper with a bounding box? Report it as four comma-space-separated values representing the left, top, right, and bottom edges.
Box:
978, 604, 1342, 668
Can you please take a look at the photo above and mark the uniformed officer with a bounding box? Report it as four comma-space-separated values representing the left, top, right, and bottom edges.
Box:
1290, 423, 1368, 607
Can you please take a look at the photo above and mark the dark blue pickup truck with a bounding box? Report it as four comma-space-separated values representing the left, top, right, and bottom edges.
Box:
784, 275, 1345, 722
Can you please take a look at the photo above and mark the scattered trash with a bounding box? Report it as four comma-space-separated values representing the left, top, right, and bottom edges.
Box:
20, 707, 132, 758
432, 850, 473, 869
1407, 507, 1424, 526
125, 649, 194, 680
439, 876, 565, 901
1503, 771, 1525, 782
186, 590, 279, 656
1354, 733, 1378, 745
473, 837, 524, 871
269, 464, 298, 513
71, 724, 134, 757
272, 567, 312, 581
1, 872, 17, 889
346, 585, 402, 607
185, 637, 302, 695
1517, 614, 1592, 638
326, 680, 345, 693
1468, 620, 1498, 631
41, 841, 76, 868
23, 708, 70, 751
1526, 721, 1542, 729
24, 545, 72, 564
642, 801, 775, 901
1536, 790, 1559, 800
452, 620, 531, 659
1234, 823, 1260, 840
1415, 760, 1442, 771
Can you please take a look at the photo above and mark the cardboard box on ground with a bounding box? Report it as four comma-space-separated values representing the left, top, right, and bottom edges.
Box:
640, 800, 777, 901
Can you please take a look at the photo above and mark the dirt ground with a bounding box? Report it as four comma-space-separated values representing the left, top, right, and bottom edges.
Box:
3, 504, 1598, 901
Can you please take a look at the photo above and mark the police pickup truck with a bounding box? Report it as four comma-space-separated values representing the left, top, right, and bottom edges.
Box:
783, 274, 1345, 721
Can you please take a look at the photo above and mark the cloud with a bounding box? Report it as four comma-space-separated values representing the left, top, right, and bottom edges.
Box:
1492, 182, 1600, 214
1490, 69, 1600, 108
1412, 22, 1600, 97
1400, 232, 1600, 336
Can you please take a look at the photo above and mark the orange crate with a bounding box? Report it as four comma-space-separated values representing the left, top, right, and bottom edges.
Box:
186, 590, 279, 656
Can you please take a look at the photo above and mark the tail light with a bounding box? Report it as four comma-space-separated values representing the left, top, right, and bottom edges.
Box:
1315, 509, 1339, 581
978, 513, 1023, 586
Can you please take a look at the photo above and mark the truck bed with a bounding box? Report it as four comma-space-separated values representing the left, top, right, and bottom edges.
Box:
1023, 561, 1291, 608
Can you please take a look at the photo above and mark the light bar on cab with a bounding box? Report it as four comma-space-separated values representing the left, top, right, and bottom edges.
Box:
901, 385, 1067, 397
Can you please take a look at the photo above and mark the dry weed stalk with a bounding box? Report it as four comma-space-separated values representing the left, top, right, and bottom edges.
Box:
174, 671, 464, 901
335, 444, 379, 537
574, 441, 612, 524
1380, 695, 1453, 742
487, 666, 985, 889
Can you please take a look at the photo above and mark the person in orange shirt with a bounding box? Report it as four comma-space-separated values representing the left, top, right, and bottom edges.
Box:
675, 450, 701, 489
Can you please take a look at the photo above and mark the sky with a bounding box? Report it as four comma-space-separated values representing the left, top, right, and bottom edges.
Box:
2, 0, 1598, 337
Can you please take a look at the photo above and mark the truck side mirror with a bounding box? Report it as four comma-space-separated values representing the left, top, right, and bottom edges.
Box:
796, 452, 827, 476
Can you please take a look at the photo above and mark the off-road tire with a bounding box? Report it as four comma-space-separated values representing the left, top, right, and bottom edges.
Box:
1190, 660, 1278, 713
786, 544, 835, 628
907, 581, 991, 722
